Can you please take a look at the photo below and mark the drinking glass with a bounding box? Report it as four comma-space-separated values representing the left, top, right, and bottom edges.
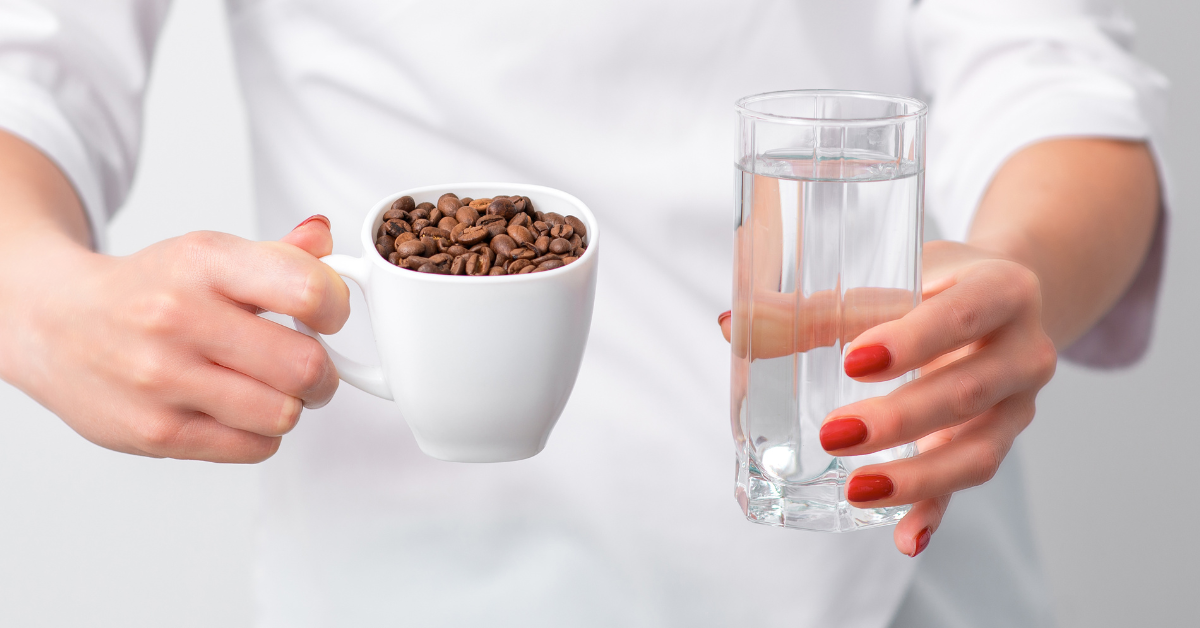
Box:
731, 90, 926, 531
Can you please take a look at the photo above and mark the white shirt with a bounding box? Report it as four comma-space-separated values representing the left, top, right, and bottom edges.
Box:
0, 1, 1168, 626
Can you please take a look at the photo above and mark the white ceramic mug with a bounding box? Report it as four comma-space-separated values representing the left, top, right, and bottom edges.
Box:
295, 183, 600, 463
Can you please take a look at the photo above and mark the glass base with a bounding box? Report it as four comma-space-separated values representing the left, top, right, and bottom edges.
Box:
734, 456, 910, 532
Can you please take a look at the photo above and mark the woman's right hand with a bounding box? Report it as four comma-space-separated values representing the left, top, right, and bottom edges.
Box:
0, 215, 350, 463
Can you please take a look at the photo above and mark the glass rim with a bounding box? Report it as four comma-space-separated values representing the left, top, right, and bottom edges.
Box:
734, 89, 928, 125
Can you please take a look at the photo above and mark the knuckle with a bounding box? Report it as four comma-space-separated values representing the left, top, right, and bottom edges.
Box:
129, 292, 187, 336
294, 337, 330, 393
949, 370, 990, 419
129, 350, 177, 392
135, 416, 185, 453
968, 438, 1007, 486
292, 269, 329, 321
1034, 337, 1058, 383
944, 299, 983, 344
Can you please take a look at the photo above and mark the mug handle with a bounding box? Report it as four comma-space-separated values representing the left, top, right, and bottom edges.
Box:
292, 254, 394, 401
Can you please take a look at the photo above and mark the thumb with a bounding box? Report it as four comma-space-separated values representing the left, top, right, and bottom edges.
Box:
280, 215, 334, 257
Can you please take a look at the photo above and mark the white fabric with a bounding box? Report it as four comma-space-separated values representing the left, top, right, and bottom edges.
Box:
0, 0, 1169, 626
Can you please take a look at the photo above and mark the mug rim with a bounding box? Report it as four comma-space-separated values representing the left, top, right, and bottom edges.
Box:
360, 182, 599, 283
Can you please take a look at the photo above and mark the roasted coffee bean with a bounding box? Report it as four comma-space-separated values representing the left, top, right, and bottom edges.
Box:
565, 215, 587, 238
488, 233, 516, 257
507, 224, 534, 245
383, 220, 410, 238
437, 194, 462, 214
509, 212, 531, 229
463, 253, 482, 275
458, 225, 490, 246
549, 237, 572, 255
487, 197, 517, 220
455, 206, 480, 226
550, 224, 574, 240
484, 220, 508, 239
376, 235, 396, 256
405, 255, 431, 269
378, 191, 587, 277
391, 196, 416, 213
397, 239, 427, 258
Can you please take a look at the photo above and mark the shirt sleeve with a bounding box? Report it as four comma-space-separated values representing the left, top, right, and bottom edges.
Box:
0, 0, 173, 250
910, 0, 1171, 368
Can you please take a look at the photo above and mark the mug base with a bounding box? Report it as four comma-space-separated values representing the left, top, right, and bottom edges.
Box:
415, 439, 548, 464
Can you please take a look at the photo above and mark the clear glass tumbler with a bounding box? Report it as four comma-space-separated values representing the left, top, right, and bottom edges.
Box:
731, 90, 926, 532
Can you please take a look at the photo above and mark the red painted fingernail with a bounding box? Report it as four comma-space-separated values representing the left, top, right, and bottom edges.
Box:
296, 214, 331, 230
717, 310, 731, 326
846, 474, 894, 502
911, 526, 932, 557
844, 345, 892, 378
820, 418, 868, 451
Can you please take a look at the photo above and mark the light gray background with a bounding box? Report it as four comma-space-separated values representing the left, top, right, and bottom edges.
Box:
0, 1, 1195, 626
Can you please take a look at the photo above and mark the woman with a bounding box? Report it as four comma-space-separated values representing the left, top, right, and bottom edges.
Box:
0, 1, 1166, 626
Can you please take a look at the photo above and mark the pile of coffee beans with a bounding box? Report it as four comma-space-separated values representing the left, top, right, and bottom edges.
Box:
375, 193, 589, 275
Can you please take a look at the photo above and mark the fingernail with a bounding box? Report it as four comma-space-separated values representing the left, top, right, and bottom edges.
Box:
820, 418, 868, 451
295, 214, 331, 230
844, 345, 891, 378
846, 474, 894, 502
911, 526, 932, 557
717, 310, 731, 326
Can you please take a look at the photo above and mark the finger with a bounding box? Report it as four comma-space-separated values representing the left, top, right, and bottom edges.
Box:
842, 395, 1035, 509
279, 214, 334, 258
199, 304, 338, 407
177, 231, 350, 334
843, 260, 1041, 382
895, 494, 951, 557
724, 287, 915, 360
128, 411, 282, 463
174, 363, 304, 437
821, 329, 1054, 454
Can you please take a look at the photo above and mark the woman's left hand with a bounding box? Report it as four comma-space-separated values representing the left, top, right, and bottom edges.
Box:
720, 239, 1058, 556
